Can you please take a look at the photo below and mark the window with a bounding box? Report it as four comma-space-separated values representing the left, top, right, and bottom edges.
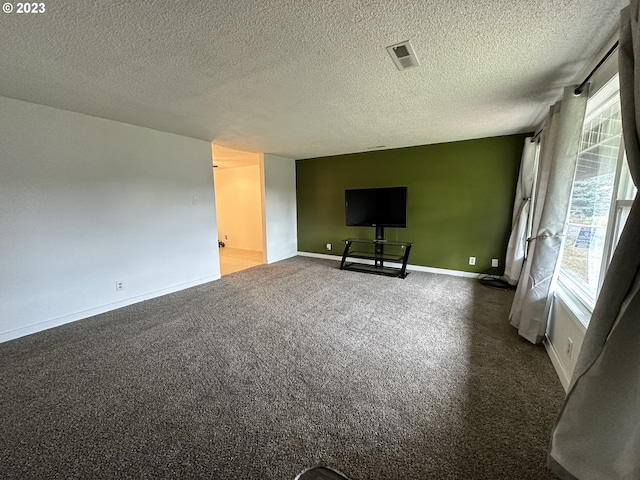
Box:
558, 74, 636, 314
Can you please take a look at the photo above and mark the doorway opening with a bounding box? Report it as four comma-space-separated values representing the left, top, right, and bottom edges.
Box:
212, 145, 265, 276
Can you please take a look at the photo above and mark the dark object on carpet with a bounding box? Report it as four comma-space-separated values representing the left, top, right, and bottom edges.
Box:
478, 268, 514, 290
295, 465, 351, 480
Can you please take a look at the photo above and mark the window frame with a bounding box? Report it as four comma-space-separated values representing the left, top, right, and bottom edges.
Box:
556, 74, 633, 322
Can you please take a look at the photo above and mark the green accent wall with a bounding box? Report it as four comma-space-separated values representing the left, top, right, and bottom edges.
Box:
296, 134, 527, 273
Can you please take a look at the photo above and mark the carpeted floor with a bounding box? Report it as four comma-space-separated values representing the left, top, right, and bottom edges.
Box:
0, 257, 564, 479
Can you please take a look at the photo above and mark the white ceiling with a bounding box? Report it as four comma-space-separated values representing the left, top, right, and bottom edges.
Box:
0, 0, 628, 160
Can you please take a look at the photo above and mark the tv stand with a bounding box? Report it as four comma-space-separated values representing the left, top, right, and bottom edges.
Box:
340, 231, 412, 279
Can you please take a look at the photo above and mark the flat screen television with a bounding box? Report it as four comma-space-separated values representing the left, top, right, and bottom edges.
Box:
345, 186, 408, 228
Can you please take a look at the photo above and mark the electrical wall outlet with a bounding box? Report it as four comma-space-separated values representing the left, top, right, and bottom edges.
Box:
116, 281, 124, 291
566, 338, 574, 358
225, 235, 228, 240
191, 196, 198, 205
326, 243, 332, 251
491, 258, 499, 268
469, 256, 476, 266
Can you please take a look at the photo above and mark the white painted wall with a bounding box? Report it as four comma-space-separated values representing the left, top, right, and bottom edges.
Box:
0, 97, 220, 343
546, 292, 588, 391
213, 165, 263, 251
261, 154, 298, 263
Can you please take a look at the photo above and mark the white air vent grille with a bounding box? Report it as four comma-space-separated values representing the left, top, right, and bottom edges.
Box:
386, 41, 419, 70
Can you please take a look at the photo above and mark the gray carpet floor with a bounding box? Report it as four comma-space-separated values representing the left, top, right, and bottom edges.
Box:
0, 257, 564, 479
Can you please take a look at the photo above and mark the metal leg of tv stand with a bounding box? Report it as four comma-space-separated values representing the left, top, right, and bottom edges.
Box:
339, 241, 351, 270
399, 244, 412, 278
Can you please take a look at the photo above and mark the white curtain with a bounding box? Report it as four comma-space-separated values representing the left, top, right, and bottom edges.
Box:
549, 2, 640, 479
509, 86, 588, 344
504, 138, 537, 285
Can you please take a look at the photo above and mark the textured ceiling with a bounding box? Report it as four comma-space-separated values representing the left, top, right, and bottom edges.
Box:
0, 0, 628, 160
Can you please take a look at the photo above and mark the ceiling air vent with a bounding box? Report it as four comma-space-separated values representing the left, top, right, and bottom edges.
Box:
386, 41, 419, 70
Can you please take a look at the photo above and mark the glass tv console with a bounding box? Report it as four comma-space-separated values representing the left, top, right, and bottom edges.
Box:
339, 238, 412, 279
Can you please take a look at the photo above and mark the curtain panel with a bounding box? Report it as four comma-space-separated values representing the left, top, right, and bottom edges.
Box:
504, 138, 537, 285
510, 86, 588, 344
549, 1, 640, 478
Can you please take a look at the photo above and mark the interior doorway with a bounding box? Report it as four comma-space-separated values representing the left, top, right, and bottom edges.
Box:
211, 145, 265, 276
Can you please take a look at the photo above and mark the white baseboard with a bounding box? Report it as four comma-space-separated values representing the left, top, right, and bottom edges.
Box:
0, 274, 221, 344
297, 251, 481, 279
543, 335, 570, 393
267, 251, 298, 264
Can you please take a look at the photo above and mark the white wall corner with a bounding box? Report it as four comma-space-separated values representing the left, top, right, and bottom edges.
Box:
262, 154, 298, 263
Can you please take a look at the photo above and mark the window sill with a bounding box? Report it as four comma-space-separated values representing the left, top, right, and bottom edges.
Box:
553, 284, 591, 332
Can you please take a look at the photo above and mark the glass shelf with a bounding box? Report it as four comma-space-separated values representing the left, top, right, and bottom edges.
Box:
343, 238, 412, 247
340, 238, 412, 279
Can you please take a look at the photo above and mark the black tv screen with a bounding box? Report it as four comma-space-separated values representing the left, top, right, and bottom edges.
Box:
345, 187, 408, 228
